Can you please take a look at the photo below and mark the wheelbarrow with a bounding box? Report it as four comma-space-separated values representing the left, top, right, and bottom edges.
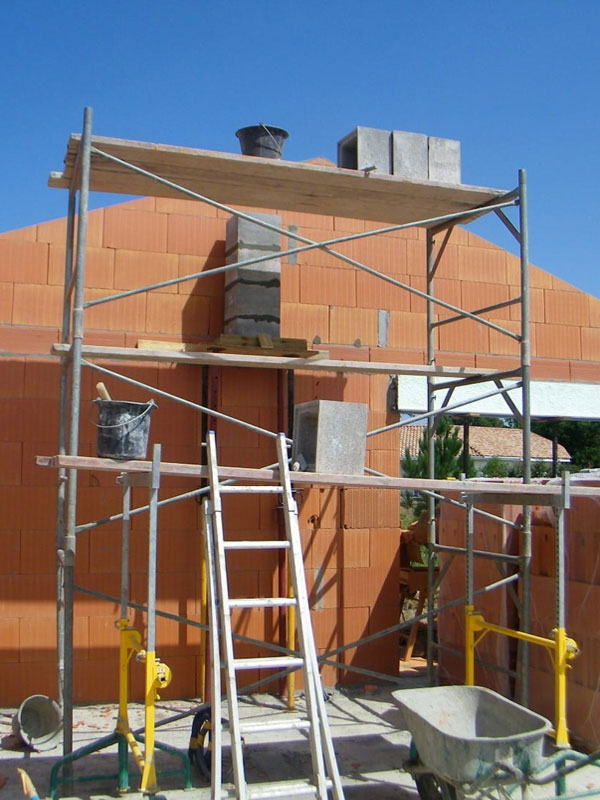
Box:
392, 685, 600, 799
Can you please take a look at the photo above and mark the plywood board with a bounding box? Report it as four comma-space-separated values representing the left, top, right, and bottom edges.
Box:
49, 134, 508, 227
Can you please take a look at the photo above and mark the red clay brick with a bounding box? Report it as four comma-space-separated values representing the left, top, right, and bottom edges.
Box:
589, 296, 600, 328
0, 239, 48, 284
368, 346, 426, 364
221, 368, 277, 408
368, 449, 400, 477
433, 278, 462, 320
0, 357, 25, 397
4, 661, 58, 705
355, 270, 410, 311
342, 488, 399, 529
0, 441, 22, 485
408, 275, 427, 313
104, 207, 167, 252
405, 238, 427, 275
0, 530, 20, 573
295, 227, 353, 270
145, 293, 212, 336
114, 249, 178, 293
352, 235, 407, 275
280, 302, 329, 342
432, 241, 460, 280
300, 265, 356, 307
0, 617, 19, 662
439, 317, 489, 354
581, 327, 600, 361
474, 354, 520, 371
19, 617, 57, 661
436, 352, 476, 367
307, 567, 341, 609
457, 245, 506, 284
166, 214, 226, 256
461, 282, 510, 319
333, 216, 365, 233
533, 323, 581, 360
178, 255, 225, 297
0, 574, 56, 617
488, 319, 520, 356
1, 224, 37, 242
283, 211, 334, 231
570, 360, 600, 382
48, 244, 115, 289
155, 197, 217, 216
388, 311, 429, 349
281, 263, 299, 302
12, 284, 63, 327
0, 282, 13, 322
329, 306, 378, 346
544, 289, 590, 327
531, 358, 571, 381
85, 288, 147, 332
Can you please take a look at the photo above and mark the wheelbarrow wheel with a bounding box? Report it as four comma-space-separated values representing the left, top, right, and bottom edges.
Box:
415, 773, 457, 800
188, 707, 212, 781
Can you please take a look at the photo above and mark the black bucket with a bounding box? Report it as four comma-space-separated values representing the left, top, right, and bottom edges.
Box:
236, 124, 289, 159
94, 399, 157, 460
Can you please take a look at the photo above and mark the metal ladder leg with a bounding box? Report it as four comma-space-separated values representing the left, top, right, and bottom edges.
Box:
204, 430, 344, 799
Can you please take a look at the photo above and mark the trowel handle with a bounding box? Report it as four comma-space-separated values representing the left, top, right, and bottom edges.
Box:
96, 382, 112, 401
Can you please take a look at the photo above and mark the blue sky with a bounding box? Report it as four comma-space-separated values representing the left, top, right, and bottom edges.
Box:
2, 1, 599, 298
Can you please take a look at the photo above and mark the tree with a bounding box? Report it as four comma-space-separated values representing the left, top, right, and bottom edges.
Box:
532, 419, 600, 471
402, 416, 475, 513
482, 456, 509, 478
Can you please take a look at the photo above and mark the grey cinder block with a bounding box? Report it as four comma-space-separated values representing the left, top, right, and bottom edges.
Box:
292, 400, 368, 475
225, 212, 281, 336
392, 130, 428, 180
337, 126, 392, 174
428, 136, 461, 184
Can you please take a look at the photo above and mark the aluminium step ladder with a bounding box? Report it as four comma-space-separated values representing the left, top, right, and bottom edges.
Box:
203, 430, 344, 799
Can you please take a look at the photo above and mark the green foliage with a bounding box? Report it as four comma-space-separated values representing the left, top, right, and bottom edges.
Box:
532, 419, 600, 470
401, 416, 476, 513
482, 456, 509, 478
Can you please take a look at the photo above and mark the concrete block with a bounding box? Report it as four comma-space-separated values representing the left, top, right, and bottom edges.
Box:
428, 137, 461, 184
224, 269, 280, 336
225, 212, 281, 335
292, 400, 368, 475
337, 126, 392, 174
392, 130, 428, 180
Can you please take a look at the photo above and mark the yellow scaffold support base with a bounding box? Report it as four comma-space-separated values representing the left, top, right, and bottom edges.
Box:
465, 606, 579, 747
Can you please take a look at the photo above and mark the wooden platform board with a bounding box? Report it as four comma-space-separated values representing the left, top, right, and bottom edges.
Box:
49, 134, 509, 227
136, 335, 328, 360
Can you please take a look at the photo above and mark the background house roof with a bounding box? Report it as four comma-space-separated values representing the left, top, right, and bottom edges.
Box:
400, 424, 570, 461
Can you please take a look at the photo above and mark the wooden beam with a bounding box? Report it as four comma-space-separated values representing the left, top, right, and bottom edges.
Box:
35, 455, 599, 499
51, 343, 508, 379
49, 134, 507, 227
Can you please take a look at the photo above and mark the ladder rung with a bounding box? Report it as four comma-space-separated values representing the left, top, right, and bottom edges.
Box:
219, 485, 283, 494
223, 540, 290, 550
229, 597, 297, 609
239, 719, 311, 735
234, 656, 304, 671
247, 779, 332, 798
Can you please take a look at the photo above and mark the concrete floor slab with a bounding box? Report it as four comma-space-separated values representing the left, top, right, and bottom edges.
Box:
1, 686, 599, 799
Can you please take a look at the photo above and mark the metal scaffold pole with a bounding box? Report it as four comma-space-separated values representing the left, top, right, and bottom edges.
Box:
62, 106, 92, 755
426, 229, 436, 684
518, 168, 532, 706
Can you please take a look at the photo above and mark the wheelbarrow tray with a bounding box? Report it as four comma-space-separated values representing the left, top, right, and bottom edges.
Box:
393, 685, 551, 784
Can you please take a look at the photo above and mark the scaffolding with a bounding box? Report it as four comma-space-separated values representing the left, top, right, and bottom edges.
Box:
42, 106, 591, 787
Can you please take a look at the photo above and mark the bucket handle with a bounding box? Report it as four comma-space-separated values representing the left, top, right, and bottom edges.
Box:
259, 122, 284, 157
93, 399, 157, 429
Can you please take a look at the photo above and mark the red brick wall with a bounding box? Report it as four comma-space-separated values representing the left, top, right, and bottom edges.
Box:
1, 196, 599, 705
